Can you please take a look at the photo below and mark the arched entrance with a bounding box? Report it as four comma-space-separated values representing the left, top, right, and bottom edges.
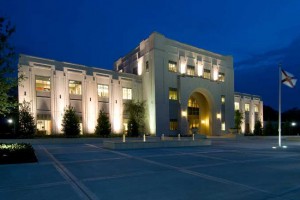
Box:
187, 92, 211, 135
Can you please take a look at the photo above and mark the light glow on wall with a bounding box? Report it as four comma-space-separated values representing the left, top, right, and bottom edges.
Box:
87, 102, 96, 133
181, 110, 187, 117
213, 65, 219, 81
216, 113, 221, 119
197, 61, 203, 77
113, 104, 122, 133
148, 102, 156, 135
138, 57, 143, 76
180, 56, 187, 74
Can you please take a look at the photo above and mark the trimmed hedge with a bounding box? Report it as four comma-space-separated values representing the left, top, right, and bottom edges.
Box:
0, 143, 38, 164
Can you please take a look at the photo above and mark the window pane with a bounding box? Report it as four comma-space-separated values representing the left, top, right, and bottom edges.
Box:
234, 102, 240, 110
36, 76, 50, 92
187, 65, 195, 76
245, 103, 250, 111
218, 73, 225, 82
69, 80, 82, 95
169, 88, 178, 100
170, 119, 178, 130
203, 69, 211, 79
254, 105, 258, 112
168, 61, 177, 72
98, 84, 109, 97
123, 88, 132, 100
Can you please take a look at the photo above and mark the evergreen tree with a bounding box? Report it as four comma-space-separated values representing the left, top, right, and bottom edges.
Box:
253, 120, 263, 135
18, 101, 35, 137
234, 110, 244, 133
61, 105, 80, 137
0, 17, 21, 116
95, 110, 111, 137
124, 101, 145, 136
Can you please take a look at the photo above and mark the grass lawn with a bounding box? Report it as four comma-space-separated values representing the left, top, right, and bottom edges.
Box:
0, 143, 38, 164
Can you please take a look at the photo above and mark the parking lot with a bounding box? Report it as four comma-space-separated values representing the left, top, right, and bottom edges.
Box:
1, 137, 300, 200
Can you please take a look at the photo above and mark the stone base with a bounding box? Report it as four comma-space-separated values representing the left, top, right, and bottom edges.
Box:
103, 139, 211, 150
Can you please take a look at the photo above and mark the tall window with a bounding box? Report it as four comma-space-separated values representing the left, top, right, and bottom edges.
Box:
123, 88, 132, 100
187, 65, 195, 76
234, 102, 240, 110
254, 105, 259, 113
218, 73, 225, 82
170, 119, 178, 130
36, 76, 50, 92
69, 80, 82, 95
245, 103, 250, 112
98, 84, 109, 97
188, 98, 199, 116
169, 88, 178, 100
168, 61, 177, 72
203, 69, 211, 79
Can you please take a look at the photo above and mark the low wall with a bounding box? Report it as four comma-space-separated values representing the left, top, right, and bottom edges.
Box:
103, 139, 211, 150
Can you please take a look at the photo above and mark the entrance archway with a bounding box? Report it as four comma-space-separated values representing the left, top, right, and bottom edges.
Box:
187, 92, 211, 135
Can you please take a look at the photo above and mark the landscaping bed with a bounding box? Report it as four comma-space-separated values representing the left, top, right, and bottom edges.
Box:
0, 143, 38, 164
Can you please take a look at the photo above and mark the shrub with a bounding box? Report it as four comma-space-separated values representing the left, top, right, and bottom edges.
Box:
95, 110, 111, 137
0, 143, 37, 164
127, 117, 139, 137
18, 101, 36, 137
254, 120, 263, 135
61, 105, 80, 137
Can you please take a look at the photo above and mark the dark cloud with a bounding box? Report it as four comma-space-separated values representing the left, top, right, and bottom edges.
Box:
235, 35, 300, 110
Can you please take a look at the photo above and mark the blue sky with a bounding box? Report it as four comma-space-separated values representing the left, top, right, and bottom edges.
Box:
1, 0, 300, 111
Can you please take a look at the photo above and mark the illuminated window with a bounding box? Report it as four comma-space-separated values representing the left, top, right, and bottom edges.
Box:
187, 65, 195, 76
221, 122, 226, 131
218, 73, 225, 82
254, 105, 259, 113
188, 97, 199, 115
168, 61, 177, 72
170, 119, 178, 130
98, 84, 109, 97
36, 76, 50, 92
69, 80, 82, 95
203, 69, 211, 79
234, 102, 240, 110
169, 88, 178, 100
245, 103, 250, 112
122, 88, 132, 100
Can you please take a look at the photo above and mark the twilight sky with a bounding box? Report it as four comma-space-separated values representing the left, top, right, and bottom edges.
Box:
1, 0, 300, 111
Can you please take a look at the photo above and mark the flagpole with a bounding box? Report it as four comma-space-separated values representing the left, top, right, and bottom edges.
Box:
278, 63, 282, 147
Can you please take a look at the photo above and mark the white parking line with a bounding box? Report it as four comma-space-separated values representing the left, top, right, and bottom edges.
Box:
41, 145, 99, 200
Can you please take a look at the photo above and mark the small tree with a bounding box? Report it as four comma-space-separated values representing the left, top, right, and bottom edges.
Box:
234, 110, 244, 133
95, 110, 111, 137
61, 105, 80, 137
18, 101, 35, 137
253, 120, 263, 135
124, 101, 145, 136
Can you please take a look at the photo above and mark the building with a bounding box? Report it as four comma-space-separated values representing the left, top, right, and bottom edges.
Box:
18, 32, 262, 136
234, 92, 263, 134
